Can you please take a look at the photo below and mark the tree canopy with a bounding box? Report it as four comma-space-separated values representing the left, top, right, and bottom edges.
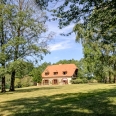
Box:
35, 0, 116, 82
0, 0, 54, 92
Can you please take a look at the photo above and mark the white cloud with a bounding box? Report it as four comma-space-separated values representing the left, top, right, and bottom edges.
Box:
47, 21, 74, 36
49, 40, 71, 51
46, 20, 81, 52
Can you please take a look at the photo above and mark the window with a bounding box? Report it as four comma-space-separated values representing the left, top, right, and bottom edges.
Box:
54, 72, 58, 75
63, 71, 67, 75
52, 79, 58, 84
43, 80, 49, 85
45, 72, 49, 75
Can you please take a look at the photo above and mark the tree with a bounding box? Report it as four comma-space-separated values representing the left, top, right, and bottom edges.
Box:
35, 0, 116, 29
0, 0, 12, 92
73, 2, 116, 83
30, 68, 42, 85
0, 0, 54, 91
35, 1, 116, 83
0, 2, 6, 92
88, 2, 116, 82
38, 62, 51, 72
9, 0, 53, 91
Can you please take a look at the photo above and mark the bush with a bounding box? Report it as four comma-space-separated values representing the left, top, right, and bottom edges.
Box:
89, 79, 98, 83
15, 78, 22, 88
15, 76, 33, 88
71, 78, 83, 84
71, 78, 89, 84
21, 76, 33, 87
82, 78, 88, 83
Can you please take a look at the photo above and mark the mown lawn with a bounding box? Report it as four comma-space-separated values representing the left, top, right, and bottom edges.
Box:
0, 83, 116, 116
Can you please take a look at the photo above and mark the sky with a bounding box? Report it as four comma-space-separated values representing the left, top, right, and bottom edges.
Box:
39, 1, 84, 64
40, 20, 84, 64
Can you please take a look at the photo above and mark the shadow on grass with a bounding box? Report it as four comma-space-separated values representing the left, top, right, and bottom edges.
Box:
14, 86, 62, 93
0, 87, 116, 116
0, 86, 61, 95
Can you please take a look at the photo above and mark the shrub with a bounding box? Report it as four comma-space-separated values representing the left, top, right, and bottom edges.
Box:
71, 78, 83, 84
21, 76, 33, 87
89, 79, 98, 83
82, 78, 88, 83
71, 78, 89, 84
15, 76, 33, 88
15, 78, 22, 88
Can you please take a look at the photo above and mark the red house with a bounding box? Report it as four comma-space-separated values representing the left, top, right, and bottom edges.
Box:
42, 64, 78, 85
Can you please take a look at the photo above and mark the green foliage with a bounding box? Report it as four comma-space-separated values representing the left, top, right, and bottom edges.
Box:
15, 76, 34, 88
82, 78, 88, 83
71, 78, 98, 84
30, 68, 42, 83
0, 67, 7, 78
35, 0, 116, 83
12, 75, 34, 88
0, 0, 54, 91
55, 59, 79, 66
15, 78, 22, 88
38, 62, 51, 72
89, 79, 98, 83
7, 60, 34, 78
71, 78, 88, 84
72, 79, 83, 84
20, 76, 33, 87
73, 1, 116, 82
36, 0, 115, 30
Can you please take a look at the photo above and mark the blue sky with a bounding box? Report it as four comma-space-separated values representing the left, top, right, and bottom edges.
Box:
39, 1, 84, 64
40, 20, 84, 64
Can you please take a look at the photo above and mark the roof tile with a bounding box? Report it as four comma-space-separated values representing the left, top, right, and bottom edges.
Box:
42, 64, 78, 77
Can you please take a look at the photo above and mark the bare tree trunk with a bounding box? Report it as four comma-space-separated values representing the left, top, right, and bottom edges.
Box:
113, 76, 116, 83
109, 71, 111, 83
1, 76, 6, 92
9, 70, 15, 91
0, 10, 6, 92
113, 63, 116, 83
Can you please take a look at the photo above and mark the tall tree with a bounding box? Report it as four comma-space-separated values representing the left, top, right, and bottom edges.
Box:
0, 1, 5, 92
73, 1, 116, 83
4, 0, 53, 91
0, 0, 11, 92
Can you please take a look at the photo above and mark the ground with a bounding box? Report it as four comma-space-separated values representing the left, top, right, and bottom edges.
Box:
0, 83, 116, 116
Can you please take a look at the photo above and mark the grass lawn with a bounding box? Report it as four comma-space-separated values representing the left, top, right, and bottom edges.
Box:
0, 83, 116, 116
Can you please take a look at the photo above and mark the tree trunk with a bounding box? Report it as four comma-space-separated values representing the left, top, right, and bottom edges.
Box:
0, 5, 6, 92
109, 76, 111, 83
1, 76, 6, 92
113, 76, 116, 83
113, 63, 116, 83
108, 71, 112, 83
9, 70, 15, 91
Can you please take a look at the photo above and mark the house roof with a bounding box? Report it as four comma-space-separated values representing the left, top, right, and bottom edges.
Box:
42, 64, 78, 78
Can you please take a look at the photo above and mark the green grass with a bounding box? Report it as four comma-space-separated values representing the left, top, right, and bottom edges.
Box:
0, 84, 116, 116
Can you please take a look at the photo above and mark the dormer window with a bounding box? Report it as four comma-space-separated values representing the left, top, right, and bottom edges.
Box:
63, 71, 67, 75
54, 72, 58, 75
45, 72, 49, 76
